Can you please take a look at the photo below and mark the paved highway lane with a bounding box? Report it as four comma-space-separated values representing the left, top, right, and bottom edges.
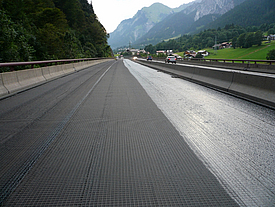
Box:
125, 59, 275, 206
1, 59, 274, 206
0, 60, 239, 206
0, 60, 116, 204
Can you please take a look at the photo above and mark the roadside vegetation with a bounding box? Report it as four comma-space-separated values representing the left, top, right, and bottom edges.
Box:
0, 0, 112, 63
144, 23, 275, 60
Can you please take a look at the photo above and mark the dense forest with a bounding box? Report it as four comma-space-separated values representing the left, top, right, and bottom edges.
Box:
206, 0, 275, 30
0, 0, 112, 63
144, 23, 275, 54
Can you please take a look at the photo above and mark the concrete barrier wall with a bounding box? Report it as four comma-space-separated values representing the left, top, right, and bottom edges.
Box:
229, 72, 275, 107
136, 59, 275, 109
143, 61, 196, 79
0, 59, 113, 98
48, 65, 64, 78
17, 68, 46, 90
62, 63, 75, 74
41, 66, 52, 81
73, 60, 98, 71
73, 62, 84, 71
192, 67, 234, 90
0, 74, 9, 96
2, 71, 22, 93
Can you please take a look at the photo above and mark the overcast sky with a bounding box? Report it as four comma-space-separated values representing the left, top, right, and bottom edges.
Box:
91, 0, 195, 33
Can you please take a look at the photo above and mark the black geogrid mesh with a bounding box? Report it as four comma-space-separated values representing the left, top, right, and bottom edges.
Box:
2, 61, 238, 206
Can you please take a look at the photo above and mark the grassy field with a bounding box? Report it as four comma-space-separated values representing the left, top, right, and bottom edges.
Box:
176, 41, 275, 60
207, 41, 275, 60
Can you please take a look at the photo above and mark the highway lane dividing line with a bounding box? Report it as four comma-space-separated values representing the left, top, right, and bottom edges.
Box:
0, 61, 116, 205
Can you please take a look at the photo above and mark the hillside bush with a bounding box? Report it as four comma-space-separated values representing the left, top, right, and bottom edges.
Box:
266, 49, 275, 60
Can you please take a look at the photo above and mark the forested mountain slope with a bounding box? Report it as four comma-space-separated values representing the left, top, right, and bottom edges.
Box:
206, 0, 275, 29
0, 0, 111, 63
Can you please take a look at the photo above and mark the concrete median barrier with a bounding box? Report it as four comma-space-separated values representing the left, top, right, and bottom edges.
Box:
17, 68, 46, 90
137, 61, 195, 79
62, 63, 75, 74
73, 62, 84, 71
41, 66, 52, 81
84, 60, 100, 68
136, 59, 275, 109
48, 65, 65, 78
229, 72, 275, 108
192, 67, 234, 91
2, 71, 22, 93
0, 59, 113, 98
0, 74, 9, 96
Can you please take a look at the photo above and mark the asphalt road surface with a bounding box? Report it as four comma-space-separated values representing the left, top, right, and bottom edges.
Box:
125, 59, 275, 207
0, 59, 274, 206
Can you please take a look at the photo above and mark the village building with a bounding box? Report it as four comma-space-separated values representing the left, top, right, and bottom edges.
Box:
156, 50, 166, 55
184, 50, 197, 58
129, 49, 146, 56
212, 42, 231, 50
197, 50, 209, 57
267, 34, 275, 41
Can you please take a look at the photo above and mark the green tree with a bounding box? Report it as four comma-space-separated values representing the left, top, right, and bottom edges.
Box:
206, 37, 214, 48
63, 30, 84, 58
34, 7, 68, 32
237, 33, 246, 48
218, 32, 227, 43
37, 23, 64, 59
244, 32, 254, 48
144, 44, 156, 54
266, 49, 275, 60
254, 30, 262, 46
34, 8, 69, 59
0, 9, 34, 62
232, 37, 237, 49
53, 0, 82, 29
267, 28, 275, 35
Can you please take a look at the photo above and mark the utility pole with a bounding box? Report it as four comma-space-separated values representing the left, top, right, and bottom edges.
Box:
214, 35, 217, 54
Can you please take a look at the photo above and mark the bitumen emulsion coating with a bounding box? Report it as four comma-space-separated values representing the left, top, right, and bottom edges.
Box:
0, 60, 239, 206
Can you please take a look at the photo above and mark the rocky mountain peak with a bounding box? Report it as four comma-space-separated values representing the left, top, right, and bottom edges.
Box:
184, 0, 235, 21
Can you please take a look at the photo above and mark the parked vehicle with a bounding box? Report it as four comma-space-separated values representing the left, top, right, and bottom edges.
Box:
147, 56, 153, 61
165, 56, 176, 64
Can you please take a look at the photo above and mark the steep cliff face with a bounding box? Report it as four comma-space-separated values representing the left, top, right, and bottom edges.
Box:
184, 0, 241, 21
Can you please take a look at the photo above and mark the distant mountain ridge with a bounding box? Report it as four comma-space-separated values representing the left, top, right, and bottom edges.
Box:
109, 0, 248, 49
108, 3, 174, 49
134, 0, 246, 47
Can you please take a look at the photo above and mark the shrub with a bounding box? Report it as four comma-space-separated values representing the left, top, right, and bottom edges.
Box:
266, 49, 275, 60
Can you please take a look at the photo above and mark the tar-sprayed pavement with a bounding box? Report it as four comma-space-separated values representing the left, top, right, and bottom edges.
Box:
125, 59, 275, 207
1, 60, 239, 206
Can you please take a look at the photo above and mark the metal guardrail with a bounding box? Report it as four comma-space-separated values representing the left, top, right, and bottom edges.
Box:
190, 58, 275, 65
149, 57, 275, 65
0, 58, 102, 72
